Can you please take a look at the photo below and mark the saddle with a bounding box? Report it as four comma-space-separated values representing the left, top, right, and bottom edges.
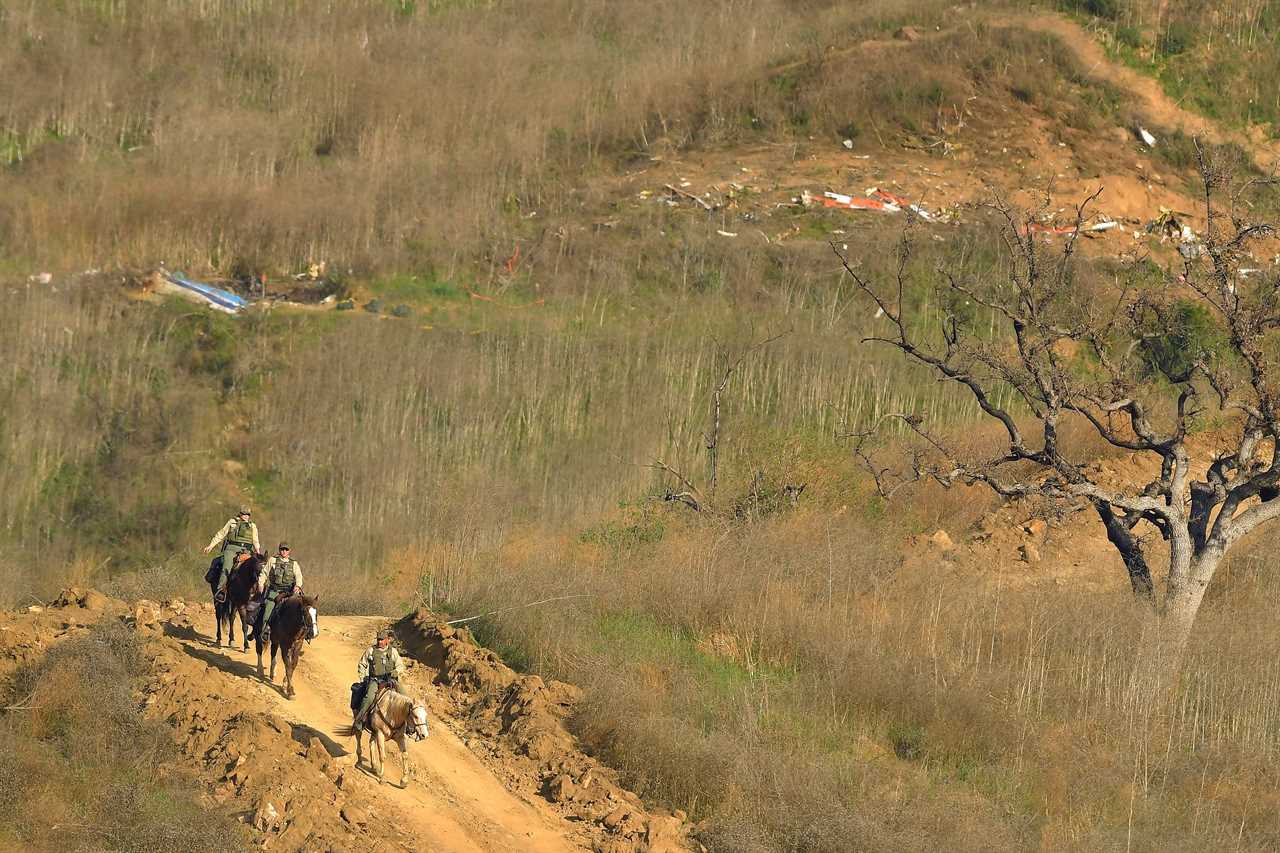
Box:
350, 680, 396, 732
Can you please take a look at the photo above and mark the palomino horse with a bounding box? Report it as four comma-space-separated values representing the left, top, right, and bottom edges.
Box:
210, 552, 263, 650
340, 687, 429, 787
256, 594, 318, 699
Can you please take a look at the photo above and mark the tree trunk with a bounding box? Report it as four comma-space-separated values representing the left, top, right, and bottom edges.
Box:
1127, 548, 1219, 706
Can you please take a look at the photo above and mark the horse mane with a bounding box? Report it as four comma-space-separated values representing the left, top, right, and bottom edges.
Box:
383, 690, 414, 723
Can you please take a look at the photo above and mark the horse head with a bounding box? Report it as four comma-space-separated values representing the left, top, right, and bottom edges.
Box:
298, 594, 320, 641
408, 701, 430, 741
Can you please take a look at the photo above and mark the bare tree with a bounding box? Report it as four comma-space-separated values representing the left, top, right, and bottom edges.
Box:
837, 146, 1280, 683
647, 330, 790, 512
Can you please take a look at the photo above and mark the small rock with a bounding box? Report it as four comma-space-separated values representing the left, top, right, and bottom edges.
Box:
1019, 543, 1041, 564
252, 796, 281, 832
340, 805, 368, 828
1023, 519, 1047, 537
545, 773, 576, 803
673, 809, 688, 823
928, 529, 955, 551
645, 815, 685, 853
894, 25, 923, 41
602, 806, 629, 831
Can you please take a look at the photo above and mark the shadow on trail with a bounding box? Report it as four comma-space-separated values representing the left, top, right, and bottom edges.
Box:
176, 637, 262, 682
161, 621, 202, 643
292, 722, 350, 758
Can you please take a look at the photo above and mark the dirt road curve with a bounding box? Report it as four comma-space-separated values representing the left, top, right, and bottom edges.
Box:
183, 610, 586, 853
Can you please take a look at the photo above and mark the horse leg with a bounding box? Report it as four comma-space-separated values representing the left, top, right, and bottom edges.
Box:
396, 733, 411, 788
240, 607, 250, 652
269, 637, 278, 685
374, 731, 386, 783
354, 722, 364, 769
288, 644, 300, 699
283, 644, 296, 699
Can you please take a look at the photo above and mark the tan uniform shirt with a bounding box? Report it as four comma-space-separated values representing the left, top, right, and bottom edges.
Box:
356, 645, 404, 680
206, 518, 260, 553
258, 557, 303, 591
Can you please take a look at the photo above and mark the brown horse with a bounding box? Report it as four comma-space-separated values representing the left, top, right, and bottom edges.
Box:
210, 552, 263, 650
339, 687, 429, 787
256, 594, 318, 699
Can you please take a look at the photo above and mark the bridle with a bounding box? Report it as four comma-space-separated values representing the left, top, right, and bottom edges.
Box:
407, 703, 429, 741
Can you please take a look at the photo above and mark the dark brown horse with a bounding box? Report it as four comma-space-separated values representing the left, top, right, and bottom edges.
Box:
256, 594, 318, 698
210, 552, 264, 650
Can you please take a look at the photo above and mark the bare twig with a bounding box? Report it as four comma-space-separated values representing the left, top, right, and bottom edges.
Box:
445, 594, 591, 626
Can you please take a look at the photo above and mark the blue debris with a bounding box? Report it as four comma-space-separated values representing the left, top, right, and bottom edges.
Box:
162, 272, 249, 314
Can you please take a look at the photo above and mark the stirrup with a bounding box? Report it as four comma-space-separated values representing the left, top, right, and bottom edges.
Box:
214, 588, 227, 603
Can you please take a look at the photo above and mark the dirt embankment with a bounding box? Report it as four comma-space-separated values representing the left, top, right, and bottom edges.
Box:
2, 590, 693, 853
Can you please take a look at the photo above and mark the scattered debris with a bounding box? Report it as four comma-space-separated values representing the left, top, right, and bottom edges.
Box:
664, 184, 716, 212
293, 261, 327, 281
28, 272, 52, 285
1023, 220, 1120, 237
716, 230, 738, 238
1135, 126, 1157, 148
820, 191, 898, 212
867, 187, 937, 221
842, 139, 855, 150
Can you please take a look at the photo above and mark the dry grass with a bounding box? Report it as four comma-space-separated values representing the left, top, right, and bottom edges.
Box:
0, 621, 244, 851
6, 1, 1280, 849
0, 0, 977, 275
453, 514, 1280, 851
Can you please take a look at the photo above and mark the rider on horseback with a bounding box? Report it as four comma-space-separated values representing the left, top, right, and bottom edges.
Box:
202, 507, 260, 596
251, 543, 303, 643
353, 628, 404, 729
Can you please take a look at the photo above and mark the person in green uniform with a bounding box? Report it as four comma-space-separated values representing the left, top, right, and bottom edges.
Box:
353, 628, 405, 728
251, 543, 303, 643
202, 508, 260, 594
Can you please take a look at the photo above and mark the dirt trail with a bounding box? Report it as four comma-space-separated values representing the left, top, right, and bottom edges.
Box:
185, 610, 582, 853
1018, 15, 1279, 171
130, 602, 690, 852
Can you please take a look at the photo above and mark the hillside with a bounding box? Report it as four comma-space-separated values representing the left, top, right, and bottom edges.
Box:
7, 0, 1280, 850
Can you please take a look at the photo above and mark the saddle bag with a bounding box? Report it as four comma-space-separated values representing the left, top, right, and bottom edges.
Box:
349, 682, 362, 713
